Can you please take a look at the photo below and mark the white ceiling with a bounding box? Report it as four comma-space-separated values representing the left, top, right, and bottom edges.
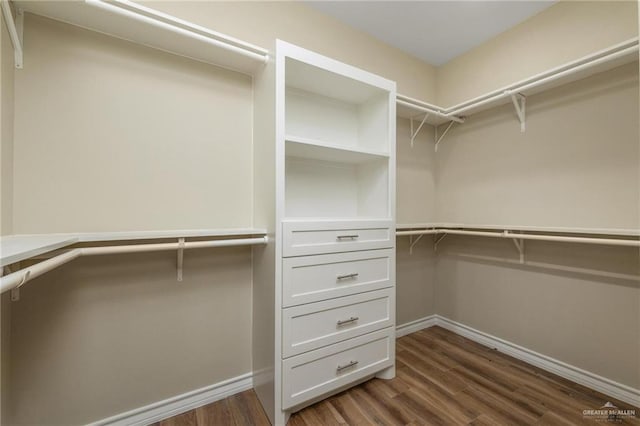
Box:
306, 1, 556, 66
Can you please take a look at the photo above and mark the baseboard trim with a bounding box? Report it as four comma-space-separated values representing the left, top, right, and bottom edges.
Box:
433, 315, 640, 408
90, 316, 639, 425
90, 372, 253, 426
395, 315, 437, 337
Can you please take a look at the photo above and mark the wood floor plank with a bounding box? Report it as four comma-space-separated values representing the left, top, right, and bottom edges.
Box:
157, 327, 640, 426
228, 390, 270, 426
327, 391, 373, 425
159, 410, 196, 426
195, 398, 234, 425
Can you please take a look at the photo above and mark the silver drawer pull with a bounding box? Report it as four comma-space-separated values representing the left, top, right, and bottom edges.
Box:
337, 235, 359, 240
336, 360, 359, 372
336, 316, 359, 326
337, 273, 359, 280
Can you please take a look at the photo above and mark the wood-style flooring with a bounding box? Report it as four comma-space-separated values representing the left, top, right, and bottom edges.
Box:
156, 326, 640, 425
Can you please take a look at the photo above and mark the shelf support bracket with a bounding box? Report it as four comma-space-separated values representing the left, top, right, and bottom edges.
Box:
409, 234, 424, 255
410, 113, 430, 148
3, 264, 27, 301
435, 121, 456, 152
177, 238, 185, 282
1, 1, 23, 69
505, 231, 525, 264
434, 233, 447, 251
510, 93, 526, 132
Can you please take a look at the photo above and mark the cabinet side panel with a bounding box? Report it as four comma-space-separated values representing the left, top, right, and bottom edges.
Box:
252, 50, 277, 424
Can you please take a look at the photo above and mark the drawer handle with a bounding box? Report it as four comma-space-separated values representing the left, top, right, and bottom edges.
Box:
337, 235, 359, 240
336, 360, 359, 372
336, 316, 359, 326
336, 273, 359, 280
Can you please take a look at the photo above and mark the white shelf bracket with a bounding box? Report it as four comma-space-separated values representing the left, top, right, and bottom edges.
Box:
410, 113, 430, 148
510, 93, 526, 132
4, 264, 27, 301
505, 231, 525, 264
177, 237, 185, 282
409, 234, 424, 255
1, 1, 23, 69
434, 233, 447, 251
434, 121, 456, 152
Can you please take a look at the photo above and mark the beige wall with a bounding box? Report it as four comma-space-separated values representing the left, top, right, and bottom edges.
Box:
1, 12, 15, 425
13, 15, 253, 234
1, 12, 14, 235
436, 63, 639, 230
144, 1, 437, 101
436, 1, 639, 106
434, 62, 640, 390
396, 118, 436, 225
7, 247, 253, 425
436, 236, 640, 389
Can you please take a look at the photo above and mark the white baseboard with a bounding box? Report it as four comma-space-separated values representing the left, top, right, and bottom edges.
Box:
395, 314, 437, 337
90, 372, 253, 426
90, 316, 639, 425
432, 315, 640, 408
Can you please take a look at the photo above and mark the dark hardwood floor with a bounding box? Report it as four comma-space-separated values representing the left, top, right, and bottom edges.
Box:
157, 327, 640, 425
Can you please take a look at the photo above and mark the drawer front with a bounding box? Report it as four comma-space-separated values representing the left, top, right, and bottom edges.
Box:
282, 220, 393, 257
283, 249, 394, 307
282, 328, 393, 410
282, 289, 393, 358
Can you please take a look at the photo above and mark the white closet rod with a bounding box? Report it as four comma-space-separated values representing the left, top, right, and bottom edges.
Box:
396, 229, 640, 247
445, 40, 638, 116
0, 236, 268, 294
396, 96, 465, 124
85, 0, 269, 63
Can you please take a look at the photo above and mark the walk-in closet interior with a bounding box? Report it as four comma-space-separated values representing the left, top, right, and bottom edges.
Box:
0, 1, 638, 425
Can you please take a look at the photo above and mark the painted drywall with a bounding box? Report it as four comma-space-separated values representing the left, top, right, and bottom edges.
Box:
8, 246, 253, 425
436, 63, 639, 230
1, 13, 15, 425
436, 236, 640, 389
396, 117, 436, 225
1, 11, 14, 236
13, 15, 253, 234
144, 1, 437, 102
436, 1, 639, 106
396, 236, 436, 326
434, 62, 640, 390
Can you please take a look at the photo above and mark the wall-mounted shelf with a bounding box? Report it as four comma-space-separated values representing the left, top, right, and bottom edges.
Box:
397, 37, 639, 148
12, 0, 269, 75
1, 235, 78, 267
1, 228, 267, 266
1, 228, 268, 297
396, 223, 640, 258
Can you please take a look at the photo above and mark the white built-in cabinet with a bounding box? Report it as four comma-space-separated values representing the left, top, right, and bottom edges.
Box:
252, 40, 397, 425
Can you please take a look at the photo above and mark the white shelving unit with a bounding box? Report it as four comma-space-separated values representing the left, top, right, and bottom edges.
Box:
8, 0, 269, 74
253, 40, 396, 425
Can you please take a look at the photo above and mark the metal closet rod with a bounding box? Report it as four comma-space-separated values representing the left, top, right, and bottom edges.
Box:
0, 236, 268, 295
396, 228, 640, 247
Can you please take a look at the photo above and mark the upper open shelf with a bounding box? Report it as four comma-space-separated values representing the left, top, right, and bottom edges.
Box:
13, 0, 269, 75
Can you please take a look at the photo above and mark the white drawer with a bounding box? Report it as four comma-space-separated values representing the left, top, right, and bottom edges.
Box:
282, 328, 393, 410
282, 289, 393, 358
282, 249, 394, 307
282, 220, 393, 257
